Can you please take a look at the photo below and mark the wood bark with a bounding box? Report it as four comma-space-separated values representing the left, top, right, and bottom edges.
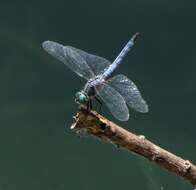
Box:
70, 110, 196, 186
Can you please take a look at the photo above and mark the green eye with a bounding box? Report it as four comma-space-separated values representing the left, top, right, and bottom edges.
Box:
75, 92, 81, 98
79, 94, 87, 103
75, 92, 88, 104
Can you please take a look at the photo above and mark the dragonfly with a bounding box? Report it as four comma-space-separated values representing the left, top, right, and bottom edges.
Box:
42, 33, 148, 121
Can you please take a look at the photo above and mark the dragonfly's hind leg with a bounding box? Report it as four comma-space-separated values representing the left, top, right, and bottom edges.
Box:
95, 96, 102, 112
89, 99, 92, 110
86, 98, 101, 112
86, 100, 93, 111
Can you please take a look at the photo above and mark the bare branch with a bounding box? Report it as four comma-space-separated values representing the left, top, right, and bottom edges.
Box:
71, 110, 196, 186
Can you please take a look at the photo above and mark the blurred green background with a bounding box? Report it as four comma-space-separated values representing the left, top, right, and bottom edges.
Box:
0, 0, 195, 189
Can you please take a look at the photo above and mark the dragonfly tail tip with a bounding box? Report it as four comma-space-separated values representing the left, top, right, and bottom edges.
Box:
131, 32, 140, 43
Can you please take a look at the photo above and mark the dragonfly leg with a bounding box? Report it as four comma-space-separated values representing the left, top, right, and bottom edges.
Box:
95, 96, 102, 112
86, 100, 92, 111
89, 99, 93, 110
86, 101, 90, 111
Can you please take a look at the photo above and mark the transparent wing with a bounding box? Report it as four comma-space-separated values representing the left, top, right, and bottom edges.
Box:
97, 83, 129, 121
42, 41, 95, 80
68, 46, 111, 76
108, 74, 148, 113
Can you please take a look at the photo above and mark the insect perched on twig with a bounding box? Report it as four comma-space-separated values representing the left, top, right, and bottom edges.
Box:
42, 33, 148, 121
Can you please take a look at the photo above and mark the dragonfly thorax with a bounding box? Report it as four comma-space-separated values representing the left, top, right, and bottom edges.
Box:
83, 82, 96, 98
83, 76, 104, 98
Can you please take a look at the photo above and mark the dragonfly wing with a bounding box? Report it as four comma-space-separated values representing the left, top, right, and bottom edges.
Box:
68, 46, 111, 76
42, 41, 95, 80
108, 74, 148, 113
97, 83, 129, 121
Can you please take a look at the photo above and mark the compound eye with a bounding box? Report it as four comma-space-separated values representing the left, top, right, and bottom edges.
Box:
75, 92, 81, 98
79, 94, 88, 103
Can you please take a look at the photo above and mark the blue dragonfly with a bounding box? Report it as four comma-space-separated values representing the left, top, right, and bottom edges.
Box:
42, 33, 148, 121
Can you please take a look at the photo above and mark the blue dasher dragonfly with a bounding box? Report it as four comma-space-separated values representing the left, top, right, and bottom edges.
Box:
42, 33, 148, 121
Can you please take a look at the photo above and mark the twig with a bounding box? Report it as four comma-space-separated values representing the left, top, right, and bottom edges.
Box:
70, 110, 196, 186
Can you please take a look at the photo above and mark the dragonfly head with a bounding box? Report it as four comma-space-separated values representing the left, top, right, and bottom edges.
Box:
75, 91, 88, 104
